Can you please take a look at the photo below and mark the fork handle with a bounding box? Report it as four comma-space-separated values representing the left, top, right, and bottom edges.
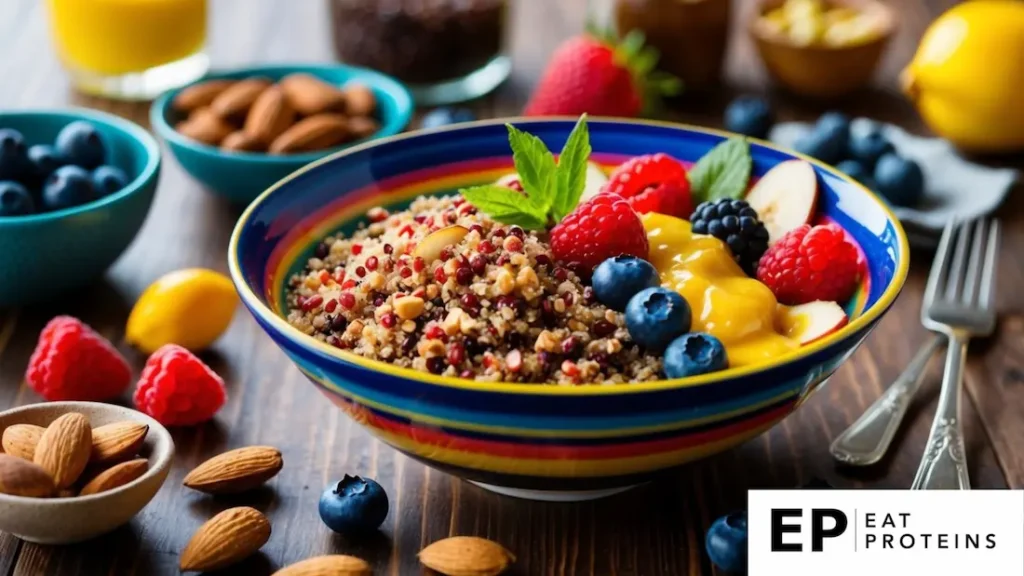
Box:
912, 332, 971, 490
830, 335, 942, 466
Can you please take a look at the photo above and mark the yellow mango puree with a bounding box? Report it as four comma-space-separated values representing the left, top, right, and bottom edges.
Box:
642, 213, 800, 367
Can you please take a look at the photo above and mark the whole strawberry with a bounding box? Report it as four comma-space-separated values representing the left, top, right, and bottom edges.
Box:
757, 224, 861, 305
524, 30, 680, 118
550, 194, 649, 273
26, 316, 132, 401
604, 153, 693, 218
133, 344, 226, 426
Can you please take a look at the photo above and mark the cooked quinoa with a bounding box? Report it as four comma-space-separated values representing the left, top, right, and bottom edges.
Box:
285, 195, 662, 385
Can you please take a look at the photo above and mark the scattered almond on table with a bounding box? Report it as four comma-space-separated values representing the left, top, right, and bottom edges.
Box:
271, 554, 372, 576
183, 445, 283, 495
180, 506, 272, 573
172, 73, 379, 154
418, 536, 516, 576
0, 413, 151, 498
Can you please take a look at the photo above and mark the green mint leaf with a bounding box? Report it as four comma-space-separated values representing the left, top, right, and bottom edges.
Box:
459, 185, 547, 229
688, 137, 752, 203
506, 124, 557, 214
552, 115, 591, 220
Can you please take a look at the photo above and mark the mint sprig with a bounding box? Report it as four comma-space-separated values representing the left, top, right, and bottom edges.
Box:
689, 137, 753, 203
461, 115, 591, 230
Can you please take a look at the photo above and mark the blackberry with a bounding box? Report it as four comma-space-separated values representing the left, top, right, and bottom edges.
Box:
689, 199, 770, 276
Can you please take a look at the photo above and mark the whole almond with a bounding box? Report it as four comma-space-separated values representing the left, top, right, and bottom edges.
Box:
222, 130, 265, 152
342, 83, 376, 117
2, 424, 44, 461
271, 555, 371, 576
176, 108, 234, 146
280, 73, 347, 116
183, 446, 283, 494
347, 116, 380, 140
0, 454, 54, 497
79, 458, 149, 496
180, 506, 271, 572
34, 412, 92, 489
210, 77, 273, 120
244, 85, 296, 144
269, 114, 349, 154
418, 536, 515, 576
91, 421, 149, 465
173, 79, 236, 113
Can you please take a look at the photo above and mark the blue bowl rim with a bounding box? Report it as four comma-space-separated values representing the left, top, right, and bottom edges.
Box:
149, 62, 414, 165
0, 108, 161, 226
228, 116, 911, 396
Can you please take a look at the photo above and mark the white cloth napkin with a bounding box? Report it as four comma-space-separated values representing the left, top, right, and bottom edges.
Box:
770, 118, 1018, 244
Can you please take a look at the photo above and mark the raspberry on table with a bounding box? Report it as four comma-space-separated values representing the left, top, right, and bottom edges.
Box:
757, 224, 861, 305
690, 199, 770, 277
25, 315, 132, 401
550, 193, 649, 273
603, 153, 693, 218
133, 344, 227, 426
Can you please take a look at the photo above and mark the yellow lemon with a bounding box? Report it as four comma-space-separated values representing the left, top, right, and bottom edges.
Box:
126, 268, 238, 354
901, 0, 1024, 152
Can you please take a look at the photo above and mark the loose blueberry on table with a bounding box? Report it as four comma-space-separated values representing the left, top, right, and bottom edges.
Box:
319, 475, 389, 534
706, 511, 748, 573
421, 107, 476, 129
724, 95, 774, 140
285, 114, 863, 384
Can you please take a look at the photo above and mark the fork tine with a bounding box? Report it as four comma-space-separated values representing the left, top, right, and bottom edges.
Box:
945, 218, 973, 300
924, 218, 957, 306
962, 218, 988, 305
979, 219, 1001, 310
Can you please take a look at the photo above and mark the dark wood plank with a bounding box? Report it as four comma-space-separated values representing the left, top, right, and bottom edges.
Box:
1, 0, 1021, 574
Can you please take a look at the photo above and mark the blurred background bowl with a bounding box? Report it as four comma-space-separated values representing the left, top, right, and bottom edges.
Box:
150, 63, 413, 205
0, 402, 174, 544
0, 109, 160, 307
229, 118, 908, 501
749, 0, 895, 98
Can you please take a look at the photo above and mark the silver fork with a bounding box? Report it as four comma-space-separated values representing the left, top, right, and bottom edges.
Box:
912, 217, 1000, 490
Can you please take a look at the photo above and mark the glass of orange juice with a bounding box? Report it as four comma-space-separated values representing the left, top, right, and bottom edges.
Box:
46, 0, 208, 101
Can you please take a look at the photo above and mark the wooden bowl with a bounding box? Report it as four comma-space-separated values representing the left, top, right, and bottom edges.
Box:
749, 0, 895, 98
0, 402, 174, 544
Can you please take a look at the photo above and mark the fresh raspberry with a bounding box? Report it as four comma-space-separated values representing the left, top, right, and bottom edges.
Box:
133, 344, 226, 426
26, 316, 132, 401
757, 224, 861, 305
604, 153, 693, 218
550, 194, 649, 273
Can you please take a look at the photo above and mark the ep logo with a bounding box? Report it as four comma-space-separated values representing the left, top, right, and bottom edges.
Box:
771, 508, 848, 552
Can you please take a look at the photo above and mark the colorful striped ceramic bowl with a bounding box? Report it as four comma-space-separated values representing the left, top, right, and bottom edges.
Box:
229, 118, 909, 501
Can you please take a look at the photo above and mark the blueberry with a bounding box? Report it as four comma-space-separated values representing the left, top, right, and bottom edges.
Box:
0, 128, 28, 181
0, 181, 35, 217
42, 165, 96, 211
873, 153, 924, 207
421, 107, 476, 129
26, 144, 65, 182
835, 159, 870, 185
318, 475, 389, 534
624, 287, 691, 353
91, 165, 129, 196
723, 96, 774, 139
847, 126, 894, 169
793, 129, 844, 165
706, 511, 747, 573
55, 121, 106, 169
816, 111, 851, 145
592, 255, 660, 311
663, 333, 727, 379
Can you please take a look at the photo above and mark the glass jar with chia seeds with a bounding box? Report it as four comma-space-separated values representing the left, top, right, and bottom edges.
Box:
328, 0, 511, 106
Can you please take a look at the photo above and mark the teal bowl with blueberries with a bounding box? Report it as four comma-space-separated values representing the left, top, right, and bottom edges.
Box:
150, 64, 413, 205
0, 109, 160, 307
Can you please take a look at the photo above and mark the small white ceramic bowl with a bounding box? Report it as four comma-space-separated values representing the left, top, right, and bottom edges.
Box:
0, 402, 174, 544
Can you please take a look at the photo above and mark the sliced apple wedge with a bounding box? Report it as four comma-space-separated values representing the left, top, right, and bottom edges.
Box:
745, 159, 818, 244
779, 300, 848, 345
413, 225, 468, 264
493, 162, 608, 203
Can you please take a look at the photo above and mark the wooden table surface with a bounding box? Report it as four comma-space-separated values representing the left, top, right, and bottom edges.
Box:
2, 0, 1023, 574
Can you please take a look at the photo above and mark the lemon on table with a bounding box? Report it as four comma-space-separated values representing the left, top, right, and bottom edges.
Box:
126, 268, 238, 354
901, 0, 1024, 153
